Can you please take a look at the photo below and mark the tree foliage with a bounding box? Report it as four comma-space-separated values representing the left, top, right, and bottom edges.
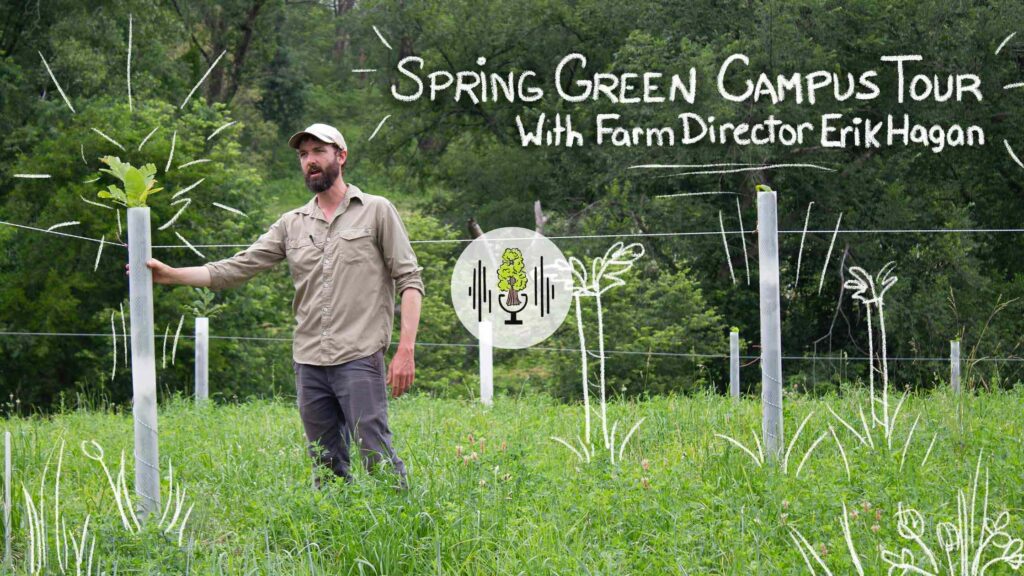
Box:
2, 0, 1024, 410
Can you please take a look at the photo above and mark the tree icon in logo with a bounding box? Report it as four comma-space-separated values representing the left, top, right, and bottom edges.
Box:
452, 227, 571, 348
497, 247, 529, 324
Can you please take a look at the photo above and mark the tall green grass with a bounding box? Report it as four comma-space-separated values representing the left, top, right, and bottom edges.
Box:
0, 386, 1021, 574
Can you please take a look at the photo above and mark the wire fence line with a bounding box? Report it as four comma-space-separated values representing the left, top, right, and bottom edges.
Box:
5, 218, 1024, 251
153, 227, 1024, 249
0, 219, 123, 246
0, 330, 1020, 364
3, 217, 1022, 368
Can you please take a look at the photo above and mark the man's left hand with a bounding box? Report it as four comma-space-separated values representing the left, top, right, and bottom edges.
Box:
387, 347, 415, 398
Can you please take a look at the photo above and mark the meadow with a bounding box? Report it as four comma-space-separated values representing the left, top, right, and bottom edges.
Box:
0, 386, 1022, 575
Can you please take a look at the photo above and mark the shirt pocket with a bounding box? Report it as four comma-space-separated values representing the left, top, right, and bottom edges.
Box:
286, 236, 320, 281
336, 227, 376, 264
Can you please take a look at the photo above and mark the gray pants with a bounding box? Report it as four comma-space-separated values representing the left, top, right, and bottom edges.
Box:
294, 349, 406, 486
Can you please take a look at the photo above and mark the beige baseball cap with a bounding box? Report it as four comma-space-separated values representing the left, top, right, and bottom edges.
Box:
288, 123, 347, 151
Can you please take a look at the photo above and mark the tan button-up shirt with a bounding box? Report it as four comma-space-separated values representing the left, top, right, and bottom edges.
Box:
205, 184, 425, 366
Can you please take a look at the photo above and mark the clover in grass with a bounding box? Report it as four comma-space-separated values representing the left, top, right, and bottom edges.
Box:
96, 156, 163, 208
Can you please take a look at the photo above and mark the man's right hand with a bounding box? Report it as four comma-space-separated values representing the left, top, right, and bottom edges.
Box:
146, 258, 177, 284
124, 259, 212, 287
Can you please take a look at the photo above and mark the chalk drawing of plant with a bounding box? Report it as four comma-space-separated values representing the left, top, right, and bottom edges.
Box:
14, 437, 195, 574
19, 438, 99, 575
844, 263, 899, 444
550, 242, 646, 464
81, 440, 194, 546
827, 262, 938, 477
713, 410, 829, 477
789, 452, 1024, 576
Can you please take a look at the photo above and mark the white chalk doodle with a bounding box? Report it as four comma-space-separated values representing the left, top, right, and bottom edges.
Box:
736, 197, 751, 285
177, 158, 210, 170
718, 210, 737, 284
161, 322, 170, 369
665, 163, 836, 177
372, 25, 393, 50
37, 51, 75, 114
165, 130, 177, 173
119, 302, 127, 362
629, 162, 759, 170
180, 50, 227, 110
79, 195, 110, 209
844, 263, 898, 444
995, 33, 1016, 55
171, 178, 205, 200
93, 236, 105, 272
817, 212, 843, 295
171, 314, 184, 365
368, 115, 391, 141
46, 222, 80, 232
80, 439, 195, 546
790, 453, 1024, 576
126, 14, 133, 111
714, 411, 828, 476
825, 262, 938, 478
211, 202, 247, 217
206, 121, 237, 141
90, 127, 125, 152
17, 439, 99, 575
109, 312, 117, 382
157, 198, 191, 231
1004, 140, 1024, 170
653, 190, 739, 199
174, 231, 205, 260
551, 242, 647, 464
795, 201, 814, 288
138, 126, 159, 151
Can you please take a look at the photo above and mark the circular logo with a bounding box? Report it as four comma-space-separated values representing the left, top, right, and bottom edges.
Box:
451, 227, 572, 349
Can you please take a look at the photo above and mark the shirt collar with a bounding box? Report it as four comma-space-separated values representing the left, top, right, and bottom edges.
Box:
298, 184, 364, 221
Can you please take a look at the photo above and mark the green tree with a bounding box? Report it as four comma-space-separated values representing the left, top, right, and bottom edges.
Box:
497, 247, 527, 306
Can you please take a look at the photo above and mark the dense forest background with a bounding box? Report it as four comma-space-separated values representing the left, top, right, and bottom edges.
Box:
2, 0, 1023, 411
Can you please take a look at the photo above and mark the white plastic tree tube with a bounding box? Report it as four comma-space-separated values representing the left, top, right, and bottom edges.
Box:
756, 189, 784, 462
195, 317, 209, 403
950, 340, 961, 394
127, 207, 161, 520
730, 330, 740, 399
4, 430, 10, 569
479, 320, 493, 405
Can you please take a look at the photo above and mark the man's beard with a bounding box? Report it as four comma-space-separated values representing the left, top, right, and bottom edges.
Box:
304, 161, 340, 194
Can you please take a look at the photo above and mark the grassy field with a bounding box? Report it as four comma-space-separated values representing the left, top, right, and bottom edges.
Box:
0, 386, 1022, 575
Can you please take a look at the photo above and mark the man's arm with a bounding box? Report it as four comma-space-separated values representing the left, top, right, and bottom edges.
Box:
138, 217, 287, 289
377, 200, 426, 398
203, 218, 288, 290
147, 259, 212, 286
387, 287, 422, 398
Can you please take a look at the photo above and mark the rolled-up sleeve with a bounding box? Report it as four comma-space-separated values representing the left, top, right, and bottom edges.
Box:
204, 217, 287, 291
378, 200, 425, 297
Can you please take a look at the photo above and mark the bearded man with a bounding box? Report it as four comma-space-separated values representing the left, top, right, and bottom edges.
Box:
143, 123, 423, 488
